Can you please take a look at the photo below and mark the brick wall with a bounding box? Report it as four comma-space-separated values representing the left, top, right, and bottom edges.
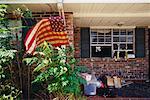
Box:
74, 27, 149, 80
32, 12, 74, 44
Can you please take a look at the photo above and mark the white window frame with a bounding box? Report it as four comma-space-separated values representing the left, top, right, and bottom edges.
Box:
90, 28, 135, 58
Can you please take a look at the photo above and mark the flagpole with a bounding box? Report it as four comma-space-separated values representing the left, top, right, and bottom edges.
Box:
57, 0, 66, 28
57, 0, 74, 70
57, 0, 68, 49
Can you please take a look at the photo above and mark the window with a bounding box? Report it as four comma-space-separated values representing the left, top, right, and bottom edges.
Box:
90, 29, 135, 58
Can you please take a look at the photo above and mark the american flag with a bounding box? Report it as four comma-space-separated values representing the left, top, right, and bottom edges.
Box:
24, 16, 69, 54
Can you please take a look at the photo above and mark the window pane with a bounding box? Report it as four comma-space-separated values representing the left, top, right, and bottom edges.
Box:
91, 46, 111, 57
98, 33, 104, 36
91, 32, 97, 36
105, 32, 111, 36
114, 51, 125, 58
119, 51, 125, 58
92, 36, 97, 42
127, 37, 133, 42
127, 44, 133, 49
98, 37, 104, 42
97, 30, 104, 35
127, 30, 133, 35
98, 36, 104, 38
120, 44, 126, 50
113, 44, 118, 50
105, 29, 111, 35
120, 29, 126, 35
113, 29, 119, 35
105, 37, 111, 42
113, 37, 119, 42
128, 51, 134, 54
120, 37, 126, 42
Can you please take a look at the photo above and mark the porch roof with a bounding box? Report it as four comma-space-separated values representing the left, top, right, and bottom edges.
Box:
8, 3, 150, 27
0, 0, 149, 3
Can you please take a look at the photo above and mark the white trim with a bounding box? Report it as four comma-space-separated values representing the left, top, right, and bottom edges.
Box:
0, 0, 149, 3
74, 13, 150, 18
64, 0, 150, 3
91, 26, 136, 29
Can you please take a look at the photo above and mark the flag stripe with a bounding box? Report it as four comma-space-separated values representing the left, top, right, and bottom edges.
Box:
26, 33, 36, 50
37, 38, 68, 46
37, 35, 68, 43
37, 32, 68, 41
26, 40, 36, 54
24, 27, 34, 44
36, 25, 52, 38
25, 22, 39, 47
37, 22, 51, 32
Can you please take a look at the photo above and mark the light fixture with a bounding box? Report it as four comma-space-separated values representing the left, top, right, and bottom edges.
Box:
117, 22, 125, 27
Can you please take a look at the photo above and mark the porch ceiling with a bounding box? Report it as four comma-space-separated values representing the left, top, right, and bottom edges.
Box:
9, 3, 150, 27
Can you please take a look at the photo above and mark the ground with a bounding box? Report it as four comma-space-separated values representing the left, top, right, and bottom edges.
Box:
87, 81, 150, 100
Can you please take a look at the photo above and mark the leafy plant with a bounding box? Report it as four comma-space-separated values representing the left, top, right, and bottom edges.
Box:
12, 8, 32, 18
0, 5, 7, 17
0, 48, 21, 100
0, 4, 21, 100
23, 42, 87, 99
0, 83, 21, 100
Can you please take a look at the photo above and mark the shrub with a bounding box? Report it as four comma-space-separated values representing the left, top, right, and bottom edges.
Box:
24, 42, 87, 99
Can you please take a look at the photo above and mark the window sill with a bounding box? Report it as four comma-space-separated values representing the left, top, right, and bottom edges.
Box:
89, 57, 138, 62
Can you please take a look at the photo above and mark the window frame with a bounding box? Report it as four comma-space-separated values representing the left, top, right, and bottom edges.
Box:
90, 28, 135, 58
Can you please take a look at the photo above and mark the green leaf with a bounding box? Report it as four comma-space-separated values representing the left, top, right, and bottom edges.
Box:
69, 58, 76, 64
33, 59, 48, 72
62, 80, 69, 87
23, 57, 38, 66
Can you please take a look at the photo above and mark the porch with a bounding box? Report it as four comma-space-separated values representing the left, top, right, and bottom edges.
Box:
8, 3, 150, 81
0, 2, 150, 99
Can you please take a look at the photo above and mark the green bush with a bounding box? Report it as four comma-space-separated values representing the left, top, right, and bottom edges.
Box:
24, 42, 87, 99
0, 4, 21, 100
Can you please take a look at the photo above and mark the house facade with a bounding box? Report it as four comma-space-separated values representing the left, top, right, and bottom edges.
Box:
74, 27, 149, 80
8, 3, 150, 80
